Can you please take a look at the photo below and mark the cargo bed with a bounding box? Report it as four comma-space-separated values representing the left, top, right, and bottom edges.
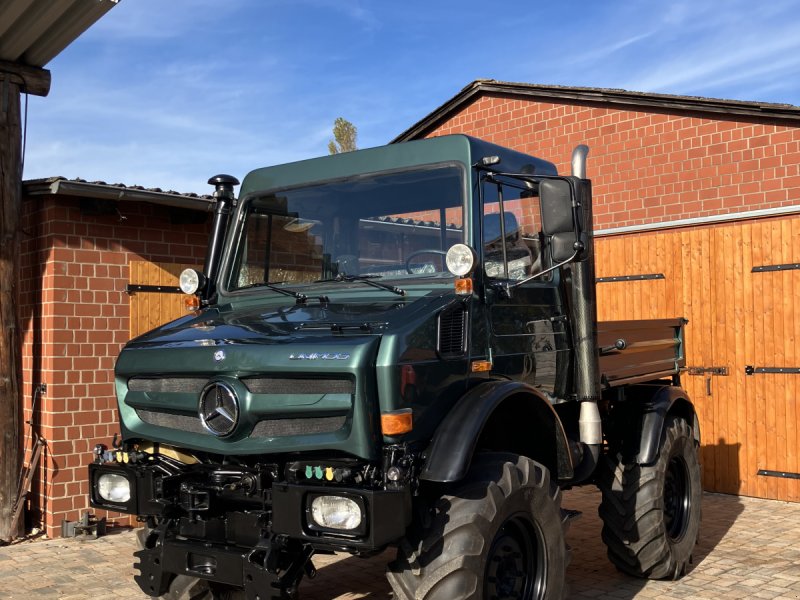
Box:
598, 318, 686, 387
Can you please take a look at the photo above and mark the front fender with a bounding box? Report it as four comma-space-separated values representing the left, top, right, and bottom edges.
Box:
420, 380, 572, 483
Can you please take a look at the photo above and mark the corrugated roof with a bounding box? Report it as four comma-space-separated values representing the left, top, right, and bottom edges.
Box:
0, 0, 118, 68
392, 79, 800, 143
23, 176, 215, 212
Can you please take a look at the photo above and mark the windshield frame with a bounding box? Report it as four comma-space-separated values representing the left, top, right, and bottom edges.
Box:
217, 161, 469, 298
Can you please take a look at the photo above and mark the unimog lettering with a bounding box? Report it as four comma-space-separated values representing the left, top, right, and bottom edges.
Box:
89, 135, 701, 600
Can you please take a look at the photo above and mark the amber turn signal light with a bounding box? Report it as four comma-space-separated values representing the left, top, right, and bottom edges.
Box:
183, 295, 201, 311
454, 277, 473, 295
471, 360, 492, 372
381, 409, 413, 436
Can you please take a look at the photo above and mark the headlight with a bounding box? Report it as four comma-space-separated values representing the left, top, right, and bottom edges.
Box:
445, 244, 477, 276
309, 495, 363, 531
97, 473, 131, 503
179, 268, 206, 295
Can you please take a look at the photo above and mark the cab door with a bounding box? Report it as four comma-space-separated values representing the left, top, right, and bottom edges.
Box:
481, 179, 570, 397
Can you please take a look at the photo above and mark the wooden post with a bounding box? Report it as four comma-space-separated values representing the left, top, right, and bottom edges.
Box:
0, 73, 23, 543
0, 62, 48, 543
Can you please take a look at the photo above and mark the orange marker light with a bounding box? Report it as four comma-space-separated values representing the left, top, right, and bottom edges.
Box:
183, 295, 201, 311
471, 360, 493, 372
381, 409, 413, 436
454, 277, 473, 295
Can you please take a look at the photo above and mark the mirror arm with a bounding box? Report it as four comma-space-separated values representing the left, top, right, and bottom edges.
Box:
508, 244, 581, 289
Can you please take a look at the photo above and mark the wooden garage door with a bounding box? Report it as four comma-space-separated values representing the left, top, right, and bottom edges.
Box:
129, 261, 201, 339
595, 216, 800, 502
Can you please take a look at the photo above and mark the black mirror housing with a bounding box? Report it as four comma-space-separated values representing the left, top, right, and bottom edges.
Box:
540, 179, 575, 235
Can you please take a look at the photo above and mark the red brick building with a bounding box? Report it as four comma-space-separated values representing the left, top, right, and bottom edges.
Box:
20, 179, 211, 537
395, 80, 800, 503
19, 81, 800, 537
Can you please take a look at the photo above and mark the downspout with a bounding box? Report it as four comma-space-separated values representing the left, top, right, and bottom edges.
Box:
569, 146, 603, 482
203, 174, 240, 301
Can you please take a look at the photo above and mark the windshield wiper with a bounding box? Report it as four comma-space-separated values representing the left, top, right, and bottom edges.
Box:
318, 274, 406, 296
237, 281, 316, 304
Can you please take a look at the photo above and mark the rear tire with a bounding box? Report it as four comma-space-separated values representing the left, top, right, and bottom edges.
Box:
597, 415, 701, 579
387, 453, 568, 600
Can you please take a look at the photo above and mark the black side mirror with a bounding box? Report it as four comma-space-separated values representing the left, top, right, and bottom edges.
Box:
540, 178, 583, 263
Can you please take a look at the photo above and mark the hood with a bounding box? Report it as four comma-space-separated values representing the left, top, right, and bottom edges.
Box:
126, 291, 450, 350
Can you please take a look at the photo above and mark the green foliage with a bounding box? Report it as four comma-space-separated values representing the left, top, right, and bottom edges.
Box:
328, 117, 358, 154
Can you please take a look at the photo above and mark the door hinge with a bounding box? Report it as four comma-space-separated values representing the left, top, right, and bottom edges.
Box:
745, 366, 800, 375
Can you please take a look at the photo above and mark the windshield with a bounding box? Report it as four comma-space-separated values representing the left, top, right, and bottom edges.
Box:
225, 164, 465, 293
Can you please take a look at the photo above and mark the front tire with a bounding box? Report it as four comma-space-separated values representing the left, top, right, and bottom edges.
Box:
597, 414, 702, 579
387, 453, 568, 600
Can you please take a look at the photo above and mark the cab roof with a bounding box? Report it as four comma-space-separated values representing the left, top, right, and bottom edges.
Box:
239, 135, 558, 198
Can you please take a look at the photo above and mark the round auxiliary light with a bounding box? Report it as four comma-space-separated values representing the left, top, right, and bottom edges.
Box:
445, 244, 477, 277
179, 268, 205, 295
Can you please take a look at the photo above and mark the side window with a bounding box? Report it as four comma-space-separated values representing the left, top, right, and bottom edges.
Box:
482, 181, 549, 281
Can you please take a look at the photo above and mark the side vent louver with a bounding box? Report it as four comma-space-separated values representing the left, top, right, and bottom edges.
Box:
438, 304, 467, 358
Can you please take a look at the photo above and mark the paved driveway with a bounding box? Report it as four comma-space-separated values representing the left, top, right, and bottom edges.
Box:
1, 487, 798, 599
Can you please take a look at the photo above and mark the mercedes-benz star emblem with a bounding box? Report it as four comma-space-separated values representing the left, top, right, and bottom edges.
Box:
198, 381, 239, 437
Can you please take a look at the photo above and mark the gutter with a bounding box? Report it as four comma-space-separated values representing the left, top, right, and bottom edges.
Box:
23, 178, 214, 212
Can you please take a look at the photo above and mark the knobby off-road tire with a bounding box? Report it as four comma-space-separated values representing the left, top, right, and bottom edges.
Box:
135, 527, 245, 600
597, 415, 702, 580
387, 453, 569, 600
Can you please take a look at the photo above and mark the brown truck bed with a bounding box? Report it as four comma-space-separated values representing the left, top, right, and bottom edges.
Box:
598, 318, 686, 388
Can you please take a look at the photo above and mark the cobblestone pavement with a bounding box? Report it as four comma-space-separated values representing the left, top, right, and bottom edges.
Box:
1, 488, 798, 599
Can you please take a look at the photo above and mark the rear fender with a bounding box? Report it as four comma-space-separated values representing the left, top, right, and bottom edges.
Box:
420, 381, 573, 483
634, 385, 699, 465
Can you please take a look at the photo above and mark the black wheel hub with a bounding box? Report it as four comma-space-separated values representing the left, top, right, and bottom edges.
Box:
664, 455, 692, 542
484, 516, 545, 600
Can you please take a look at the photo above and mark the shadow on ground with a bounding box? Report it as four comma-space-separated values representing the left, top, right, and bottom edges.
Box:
301, 464, 745, 600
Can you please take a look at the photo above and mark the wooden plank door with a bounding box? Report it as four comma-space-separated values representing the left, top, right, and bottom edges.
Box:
595, 217, 800, 502
128, 261, 201, 339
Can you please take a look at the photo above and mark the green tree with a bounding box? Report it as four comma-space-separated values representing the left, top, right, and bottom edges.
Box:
328, 117, 358, 154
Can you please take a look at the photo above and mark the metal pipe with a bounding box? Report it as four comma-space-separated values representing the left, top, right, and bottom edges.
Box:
569, 146, 603, 478
203, 174, 240, 299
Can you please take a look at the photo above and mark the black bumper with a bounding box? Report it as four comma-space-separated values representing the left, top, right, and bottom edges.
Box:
90, 461, 412, 595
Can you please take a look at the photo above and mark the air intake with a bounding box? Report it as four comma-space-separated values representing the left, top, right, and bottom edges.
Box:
438, 304, 467, 357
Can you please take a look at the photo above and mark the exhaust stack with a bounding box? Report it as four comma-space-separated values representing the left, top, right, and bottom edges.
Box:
569, 146, 603, 480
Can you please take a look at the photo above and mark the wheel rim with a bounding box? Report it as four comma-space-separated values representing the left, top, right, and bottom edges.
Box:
664, 454, 692, 542
484, 514, 546, 600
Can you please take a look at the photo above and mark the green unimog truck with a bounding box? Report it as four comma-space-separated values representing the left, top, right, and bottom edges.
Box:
89, 135, 701, 600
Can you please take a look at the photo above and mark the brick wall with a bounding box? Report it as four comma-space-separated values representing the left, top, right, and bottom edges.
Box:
20, 195, 209, 537
428, 95, 800, 230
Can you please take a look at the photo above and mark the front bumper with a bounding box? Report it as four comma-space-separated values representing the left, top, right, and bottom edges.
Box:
90, 460, 411, 596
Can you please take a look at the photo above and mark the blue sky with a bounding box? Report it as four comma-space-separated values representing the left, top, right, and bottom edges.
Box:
21, 0, 800, 194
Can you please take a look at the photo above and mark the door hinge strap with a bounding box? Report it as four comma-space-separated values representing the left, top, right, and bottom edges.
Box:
745, 366, 800, 375
752, 263, 800, 273
757, 469, 800, 480
596, 273, 665, 283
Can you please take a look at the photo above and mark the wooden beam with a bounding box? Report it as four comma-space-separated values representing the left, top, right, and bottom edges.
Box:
0, 59, 50, 97
0, 77, 23, 542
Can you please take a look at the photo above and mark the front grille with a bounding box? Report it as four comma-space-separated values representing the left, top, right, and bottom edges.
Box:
131, 375, 353, 439
242, 377, 353, 395
250, 416, 347, 438
135, 409, 205, 434
128, 377, 208, 393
